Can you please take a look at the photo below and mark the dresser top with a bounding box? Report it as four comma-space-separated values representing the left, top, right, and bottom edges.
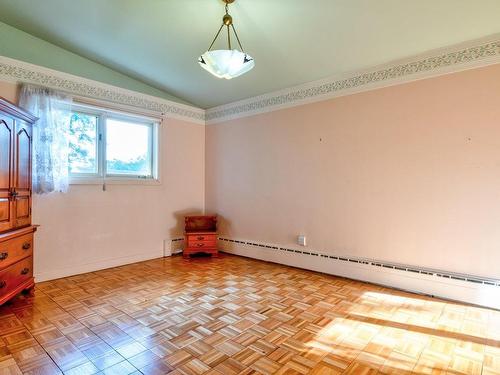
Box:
0, 225, 37, 242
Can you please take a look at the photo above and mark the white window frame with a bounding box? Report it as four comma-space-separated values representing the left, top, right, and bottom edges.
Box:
69, 103, 161, 185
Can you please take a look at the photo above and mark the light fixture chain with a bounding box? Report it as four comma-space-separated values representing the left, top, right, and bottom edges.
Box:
231, 24, 245, 52
208, 23, 225, 51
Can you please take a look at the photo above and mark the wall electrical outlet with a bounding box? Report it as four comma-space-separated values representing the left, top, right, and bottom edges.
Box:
298, 235, 307, 246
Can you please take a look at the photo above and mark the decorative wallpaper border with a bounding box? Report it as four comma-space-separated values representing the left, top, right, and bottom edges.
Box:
0, 56, 206, 124
2, 35, 500, 126
206, 36, 500, 124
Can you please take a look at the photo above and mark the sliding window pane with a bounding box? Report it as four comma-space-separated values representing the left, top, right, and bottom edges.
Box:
106, 118, 152, 176
68, 112, 98, 174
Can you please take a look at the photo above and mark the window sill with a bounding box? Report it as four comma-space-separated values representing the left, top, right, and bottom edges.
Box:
69, 177, 161, 186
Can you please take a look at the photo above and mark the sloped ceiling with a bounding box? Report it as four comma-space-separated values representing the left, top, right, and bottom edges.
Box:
0, 0, 499, 109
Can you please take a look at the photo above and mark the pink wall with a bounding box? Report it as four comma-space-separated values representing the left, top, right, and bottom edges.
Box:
3, 63, 500, 281
1, 81, 205, 281
0, 81, 18, 102
206, 64, 500, 279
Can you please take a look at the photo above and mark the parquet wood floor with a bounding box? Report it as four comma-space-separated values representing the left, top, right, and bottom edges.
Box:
1, 254, 500, 375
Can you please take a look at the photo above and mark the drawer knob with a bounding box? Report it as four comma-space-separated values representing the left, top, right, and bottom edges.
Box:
196, 243, 204, 247
0, 252, 7, 260
0, 281, 6, 288
197, 236, 204, 240
20, 268, 29, 275
22, 243, 31, 250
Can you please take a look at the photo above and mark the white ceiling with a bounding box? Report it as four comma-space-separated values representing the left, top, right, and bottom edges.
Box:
0, 0, 499, 108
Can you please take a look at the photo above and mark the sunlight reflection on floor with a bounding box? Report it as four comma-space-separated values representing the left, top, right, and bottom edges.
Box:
305, 291, 500, 374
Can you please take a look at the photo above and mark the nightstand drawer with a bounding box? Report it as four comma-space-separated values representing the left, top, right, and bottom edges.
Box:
188, 240, 217, 248
0, 256, 33, 294
187, 234, 216, 242
186, 233, 217, 247
0, 233, 33, 269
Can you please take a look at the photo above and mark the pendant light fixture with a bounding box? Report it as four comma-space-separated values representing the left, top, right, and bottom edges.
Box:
198, 0, 254, 79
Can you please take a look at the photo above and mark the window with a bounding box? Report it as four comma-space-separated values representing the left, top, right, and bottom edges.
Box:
68, 104, 159, 183
106, 118, 153, 177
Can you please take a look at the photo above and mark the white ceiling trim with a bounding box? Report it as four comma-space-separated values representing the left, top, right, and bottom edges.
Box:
206, 35, 500, 124
0, 56, 206, 124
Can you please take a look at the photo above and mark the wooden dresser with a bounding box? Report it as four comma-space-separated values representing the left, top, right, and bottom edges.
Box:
0, 97, 37, 305
184, 215, 218, 258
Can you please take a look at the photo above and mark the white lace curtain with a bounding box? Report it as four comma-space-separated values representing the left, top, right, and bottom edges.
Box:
19, 85, 72, 194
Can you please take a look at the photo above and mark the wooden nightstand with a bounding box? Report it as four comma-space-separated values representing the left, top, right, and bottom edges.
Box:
184, 216, 218, 258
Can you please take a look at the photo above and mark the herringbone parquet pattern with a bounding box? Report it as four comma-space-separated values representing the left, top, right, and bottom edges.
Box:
0, 254, 499, 375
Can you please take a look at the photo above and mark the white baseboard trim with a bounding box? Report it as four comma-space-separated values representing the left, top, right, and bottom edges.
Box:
164, 237, 184, 257
219, 238, 500, 310
35, 249, 163, 282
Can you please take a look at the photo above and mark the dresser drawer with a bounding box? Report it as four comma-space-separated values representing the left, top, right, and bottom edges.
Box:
0, 256, 33, 294
0, 233, 33, 269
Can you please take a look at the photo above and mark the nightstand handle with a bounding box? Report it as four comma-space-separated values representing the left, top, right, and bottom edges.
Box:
196, 243, 204, 247
21, 268, 29, 275
22, 243, 31, 250
197, 236, 204, 240
0, 252, 7, 260
0, 281, 6, 288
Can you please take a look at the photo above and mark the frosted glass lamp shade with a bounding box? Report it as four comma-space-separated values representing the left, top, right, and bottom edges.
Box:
198, 49, 254, 79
